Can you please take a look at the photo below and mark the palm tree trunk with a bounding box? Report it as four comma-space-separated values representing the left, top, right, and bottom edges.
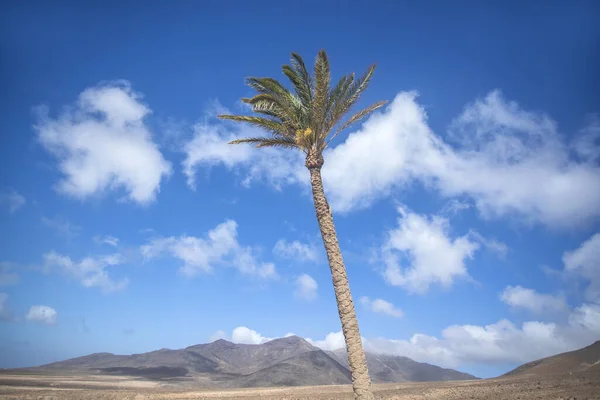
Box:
307, 160, 374, 400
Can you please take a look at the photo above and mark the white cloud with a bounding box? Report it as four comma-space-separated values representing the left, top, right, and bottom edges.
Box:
182, 118, 305, 190
25, 305, 57, 325
325, 91, 600, 225
360, 296, 403, 318
183, 92, 600, 228
0, 293, 13, 321
382, 206, 479, 293
0, 189, 25, 214
500, 286, 566, 313
273, 239, 319, 263
294, 274, 318, 300
34, 82, 172, 204
43, 251, 128, 293
562, 233, 600, 302
141, 220, 277, 279
232, 326, 273, 345
41, 216, 81, 240
0, 262, 19, 286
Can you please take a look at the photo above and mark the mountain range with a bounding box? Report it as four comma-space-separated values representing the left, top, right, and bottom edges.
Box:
20, 336, 477, 388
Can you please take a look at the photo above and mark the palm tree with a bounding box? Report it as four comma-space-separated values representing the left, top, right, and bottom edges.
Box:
218, 50, 386, 400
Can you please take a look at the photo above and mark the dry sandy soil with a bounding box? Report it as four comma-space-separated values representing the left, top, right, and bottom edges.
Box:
0, 371, 598, 400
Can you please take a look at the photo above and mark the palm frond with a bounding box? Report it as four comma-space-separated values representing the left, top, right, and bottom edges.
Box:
327, 100, 387, 145
228, 137, 299, 150
282, 53, 312, 107
241, 94, 295, 128
344, 64, 376, 108
218, 115, 291, 137
323, 73, 354, 133
224, 50, 384, 158
312, 50, 331, 139
324, 64, 377, 134
291, 53, 313, 99
248, 77, 311, 126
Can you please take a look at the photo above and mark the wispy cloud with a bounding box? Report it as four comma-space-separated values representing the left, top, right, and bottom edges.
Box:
360, 296, 403, 318
41, 216, 81, 241
273, 239, 319, 263
500, 286, 566, 313
141, 220, 277, 279
43, 251, 128, 293
0, 262, 19, 286
0, 189, 25, 214
563, 233, 600, 302
94, 235, 119, 247
294, 274, 318, 301
0, 293, 14, 321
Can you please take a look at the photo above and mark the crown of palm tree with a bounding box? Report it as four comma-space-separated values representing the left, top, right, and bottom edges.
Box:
218, 50, 387, 156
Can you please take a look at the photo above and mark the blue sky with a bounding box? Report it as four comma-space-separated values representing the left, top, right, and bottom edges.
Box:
1, 1, 599, 379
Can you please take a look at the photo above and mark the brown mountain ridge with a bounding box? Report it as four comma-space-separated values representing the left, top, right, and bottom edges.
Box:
503, 340, 600, 378
13, 336, 477, 388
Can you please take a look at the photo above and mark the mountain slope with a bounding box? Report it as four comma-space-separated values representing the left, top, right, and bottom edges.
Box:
22, 335, 476, 387
327, 349, 477, 382
187, 336, 317, 375
39, 348, 219, 378
231, 350, 352, 388
503, 340, 600, 377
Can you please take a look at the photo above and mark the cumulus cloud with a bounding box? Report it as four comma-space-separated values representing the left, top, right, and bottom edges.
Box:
182, 91, 600, 227
214, 327, 299, 345
294, 274, 318, 300
25, 305, 57, 325
500, 286, 566, 313
306, 330, 346, 351
43, 251, 128, 293
0, 189, 25, 214
273, 239, 319, 263
382, 206, 479, 293
562, 233, 600, 302
232, 326, 273, 345
360, 296, 403, 318
141, 220, 277, 279
0, 293, 13, 321
0, 263, 19, 286
34, 82, 172, 204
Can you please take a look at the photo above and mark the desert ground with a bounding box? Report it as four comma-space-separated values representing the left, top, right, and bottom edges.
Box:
1, 371, 599, 400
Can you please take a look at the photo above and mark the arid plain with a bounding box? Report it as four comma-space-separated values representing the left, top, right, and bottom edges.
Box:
1, 370, 599, 400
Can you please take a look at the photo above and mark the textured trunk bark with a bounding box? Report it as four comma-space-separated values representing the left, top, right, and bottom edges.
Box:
307, 163, 374, 400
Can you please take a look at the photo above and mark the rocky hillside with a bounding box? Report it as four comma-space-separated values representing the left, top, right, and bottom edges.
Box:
23, 335, 477, 387
503, 340, 600, 378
